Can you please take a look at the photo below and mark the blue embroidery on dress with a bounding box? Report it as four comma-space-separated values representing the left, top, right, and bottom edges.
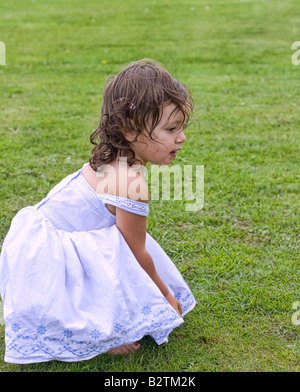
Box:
63, 330, 73, 338
90, 329, 101, 339
175, 292, 181, 300
97, 194, 149, 216
37, 325, 47, 335
4, 292, 196, 362
113, 323, 122, 333
141, 305, 151, 315
12, 323, 20, 332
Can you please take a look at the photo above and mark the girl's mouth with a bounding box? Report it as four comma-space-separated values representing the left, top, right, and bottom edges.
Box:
170, 148, 181, 158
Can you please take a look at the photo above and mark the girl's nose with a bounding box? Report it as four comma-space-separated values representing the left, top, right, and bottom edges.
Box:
176, 129, 186, 143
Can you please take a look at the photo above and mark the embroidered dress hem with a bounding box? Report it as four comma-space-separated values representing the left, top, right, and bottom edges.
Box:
3, 300, 196, 364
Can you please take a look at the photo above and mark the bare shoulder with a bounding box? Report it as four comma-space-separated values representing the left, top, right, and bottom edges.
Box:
81, 161, 149, 203
125, 164, 149, 203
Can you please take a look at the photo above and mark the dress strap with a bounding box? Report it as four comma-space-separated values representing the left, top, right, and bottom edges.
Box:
97, 194, 149, 216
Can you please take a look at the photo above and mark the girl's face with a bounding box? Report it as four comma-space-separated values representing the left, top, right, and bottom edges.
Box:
131, 103, 188, 166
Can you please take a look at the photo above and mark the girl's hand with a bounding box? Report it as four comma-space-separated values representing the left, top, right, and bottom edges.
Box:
165, 293, 182, 317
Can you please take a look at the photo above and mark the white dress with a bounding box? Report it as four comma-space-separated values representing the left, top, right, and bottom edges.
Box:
0, 164, 196, 364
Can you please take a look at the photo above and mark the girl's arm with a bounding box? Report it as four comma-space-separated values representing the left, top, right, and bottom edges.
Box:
116, 209, 168, 295
116, 208, 182, 317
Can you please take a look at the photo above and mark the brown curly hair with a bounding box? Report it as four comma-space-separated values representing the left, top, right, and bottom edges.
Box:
89, 59, 193, 170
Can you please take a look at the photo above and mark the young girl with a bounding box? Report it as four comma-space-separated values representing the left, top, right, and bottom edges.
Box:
0, 59, 196, 363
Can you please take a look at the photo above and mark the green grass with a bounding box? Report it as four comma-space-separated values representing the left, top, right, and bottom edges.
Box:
0, 0, 299, 372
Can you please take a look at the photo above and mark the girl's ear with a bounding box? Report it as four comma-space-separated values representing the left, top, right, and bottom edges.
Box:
122, 128, 137, 142
122, 119, 139, 142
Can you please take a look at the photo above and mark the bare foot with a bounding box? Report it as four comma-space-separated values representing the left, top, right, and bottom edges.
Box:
108, 342, 140, 355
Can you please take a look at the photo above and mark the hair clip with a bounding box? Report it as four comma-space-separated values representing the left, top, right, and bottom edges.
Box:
129, 103, 136, 110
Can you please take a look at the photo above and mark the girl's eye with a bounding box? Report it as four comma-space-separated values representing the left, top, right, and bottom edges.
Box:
167, 127, 176, 132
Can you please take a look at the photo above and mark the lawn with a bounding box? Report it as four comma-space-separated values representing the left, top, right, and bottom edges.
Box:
0, 0, 299, 372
